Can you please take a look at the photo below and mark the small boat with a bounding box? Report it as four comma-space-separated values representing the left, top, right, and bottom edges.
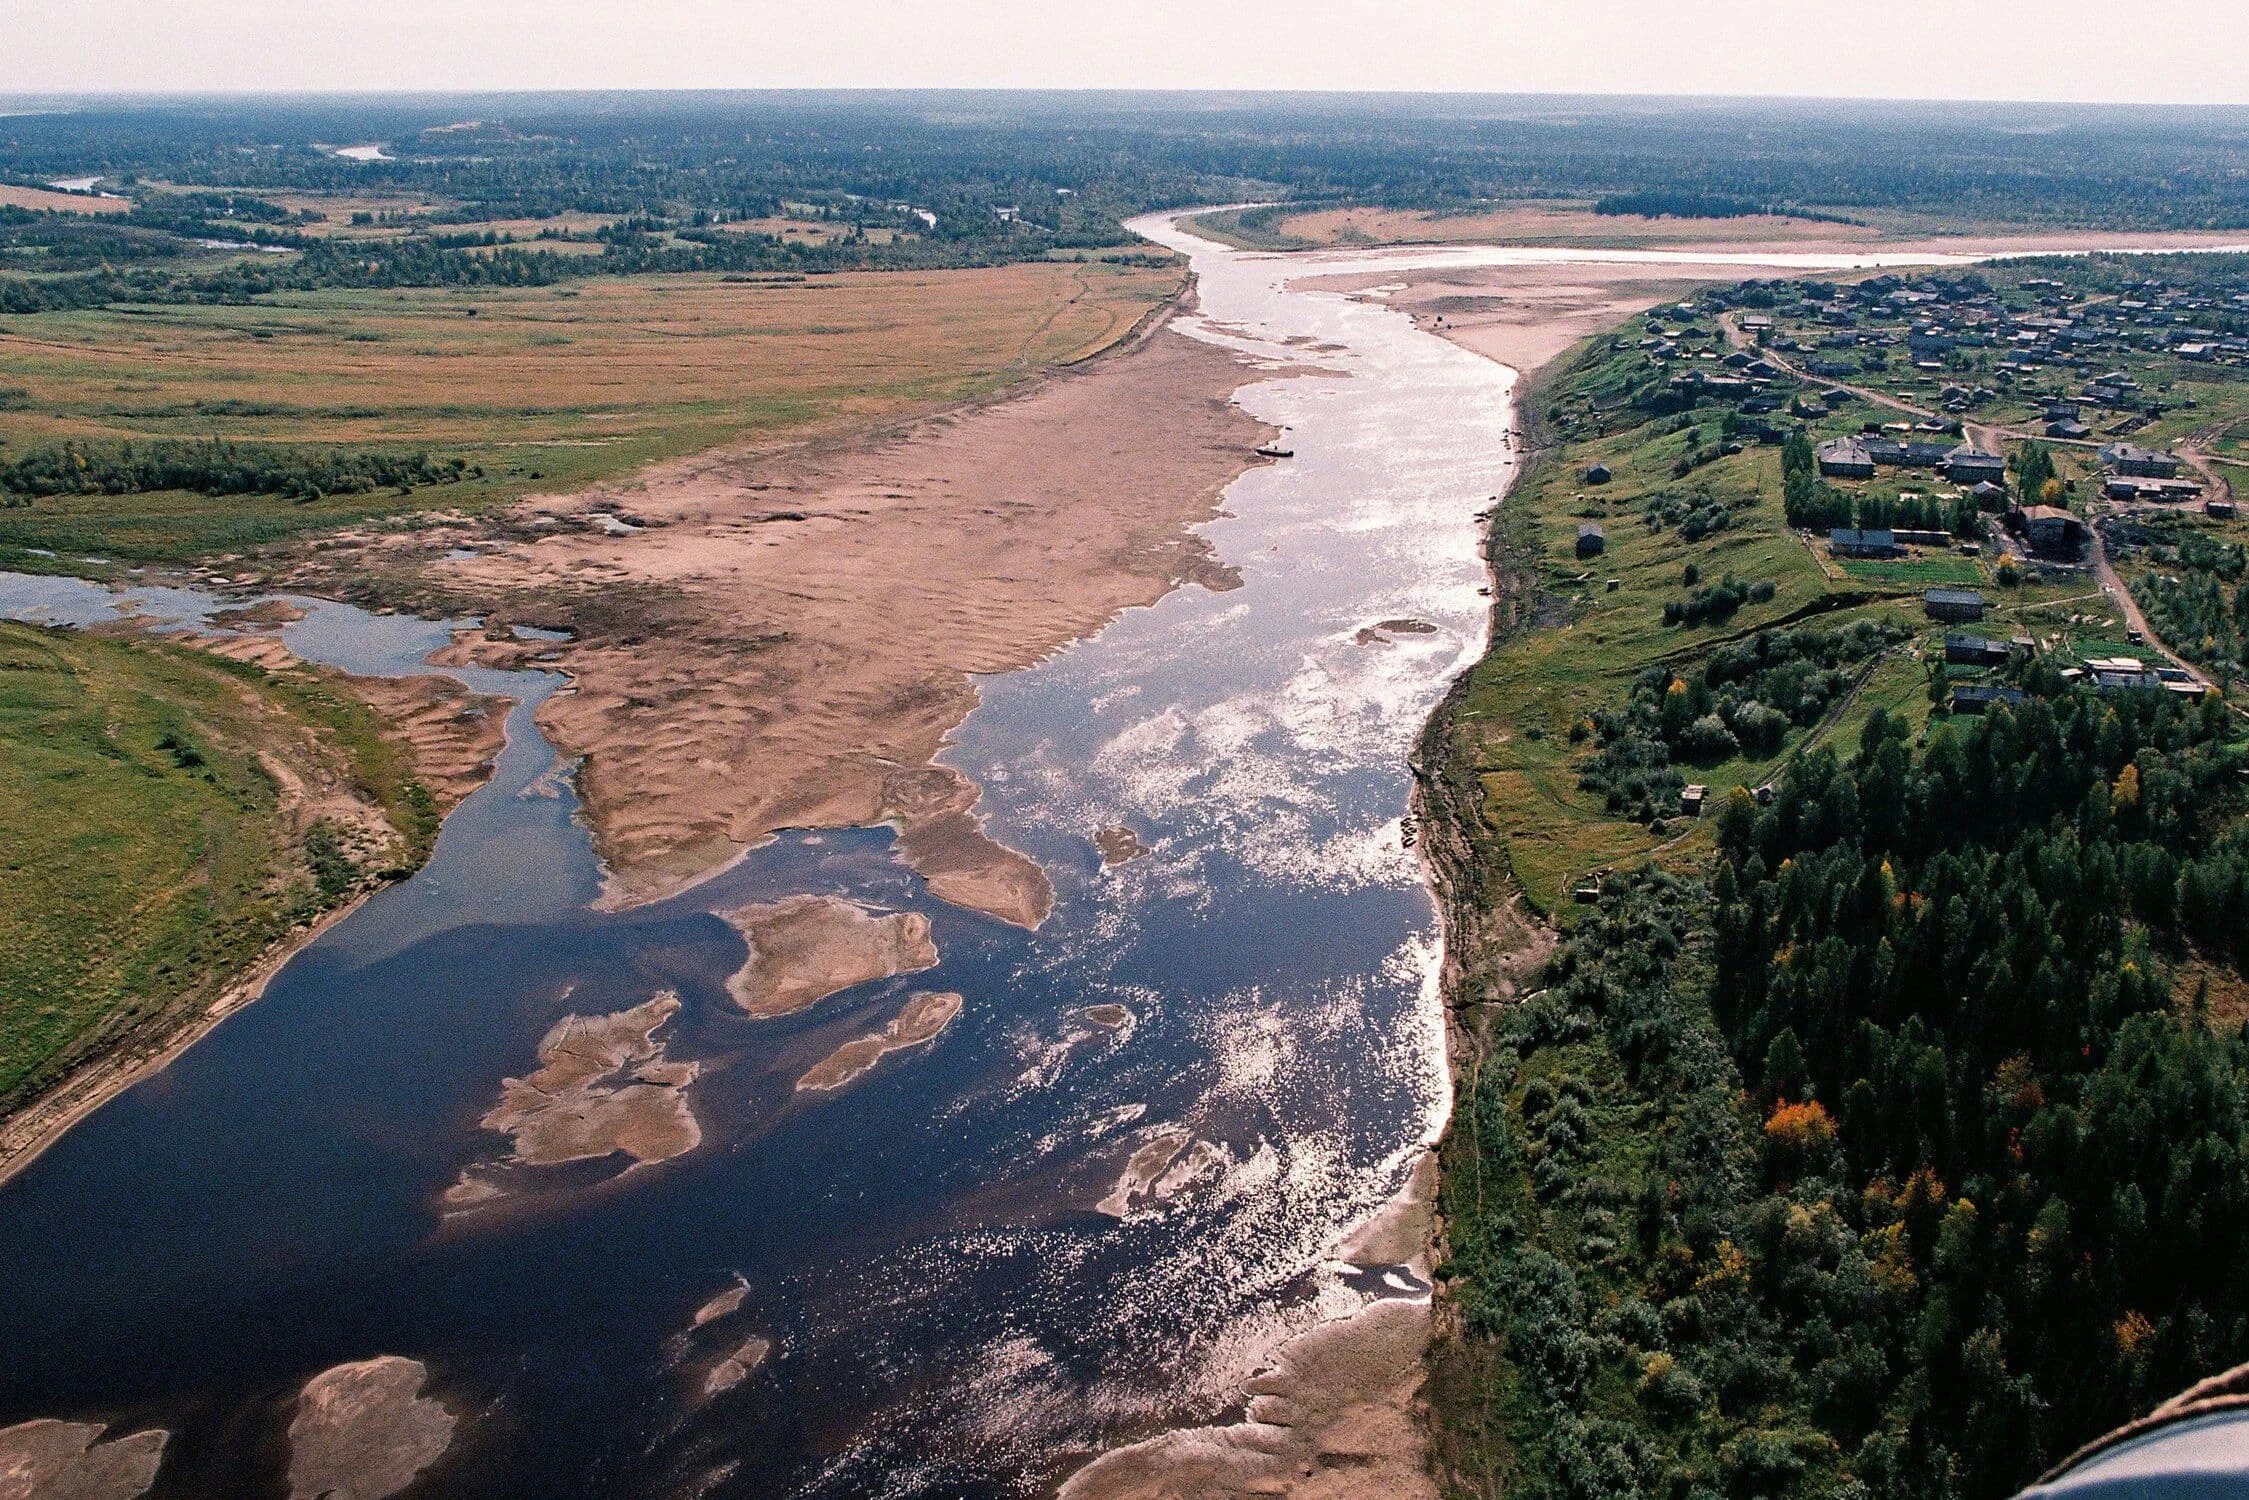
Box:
1256, 443, 1294, 459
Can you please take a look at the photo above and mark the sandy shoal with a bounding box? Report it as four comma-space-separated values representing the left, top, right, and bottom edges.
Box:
452, 990, 700, 1201
0, 1418, 165, 1500
1063, 1154, 1439, 1500
795, 990, 962, 1092
723, 896, 938, 1018
286, 1356, 455, 1500
353, 305, 1268, 920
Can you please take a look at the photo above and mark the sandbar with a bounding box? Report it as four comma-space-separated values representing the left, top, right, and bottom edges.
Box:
795, 990, 962, 1092
297, 298, 1269, 920
287, 1356, 455, 1500
702, 1337, 772, 1398
0, 1419, 164, 1500
723, 896, 937, 1018
1063, 1154, 1440, 1500
453, 991, 700, 1198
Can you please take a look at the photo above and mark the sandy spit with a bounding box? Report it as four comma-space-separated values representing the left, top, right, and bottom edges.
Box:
332, 297, 1271, 920
286, 1356, 456, 1500
723, 895, 939, 1018
0, 1418, 165, 1500
795, 990, 962, 1092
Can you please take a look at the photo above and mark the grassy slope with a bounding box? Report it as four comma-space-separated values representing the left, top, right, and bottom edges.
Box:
0, 256, 1183, 566
0, 620, 433, 1108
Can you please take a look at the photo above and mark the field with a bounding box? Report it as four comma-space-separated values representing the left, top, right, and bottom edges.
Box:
0, 185, 131, 215
0, 256, 1182, 563
0, 620, 438, 1110
1834, 554, 1985, 585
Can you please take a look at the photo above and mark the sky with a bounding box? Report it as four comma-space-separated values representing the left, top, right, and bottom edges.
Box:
7, 0, 2248, 104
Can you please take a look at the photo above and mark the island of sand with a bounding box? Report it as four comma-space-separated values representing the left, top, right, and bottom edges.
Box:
795, 990, 962, 1092
287, 1356, 456, 1500
0, 1417, 165, 1500
723, 896, 939, 1018
447, 991, 699, 1205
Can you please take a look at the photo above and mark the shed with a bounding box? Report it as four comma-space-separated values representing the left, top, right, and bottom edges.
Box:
1584, 463, 1612, 485
1576, 523, 1606, 558
1830, 527, 1900, 559
1924, 587, 1987, 622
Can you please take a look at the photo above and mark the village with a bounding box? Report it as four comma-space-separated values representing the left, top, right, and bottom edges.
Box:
1600, 255, 2249, 725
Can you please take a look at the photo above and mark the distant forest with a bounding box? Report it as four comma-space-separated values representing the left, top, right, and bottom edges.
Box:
4, 94, 2249, 310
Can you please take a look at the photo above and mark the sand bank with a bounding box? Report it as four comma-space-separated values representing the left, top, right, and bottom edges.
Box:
0, 1418, 165, 1500
318, 301, 1268, 920
723, 896, 938, 1018
702, 1337, 772, 1398
449, 991, 700, 1202
287, 1356, 455, 1500
796, 990, 962, 1092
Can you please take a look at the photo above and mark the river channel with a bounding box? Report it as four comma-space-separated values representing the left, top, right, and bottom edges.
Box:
0, 219, 2044, 1495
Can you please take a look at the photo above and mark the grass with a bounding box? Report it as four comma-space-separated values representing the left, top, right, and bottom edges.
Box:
0, 620, 436, 1108
0, 256, 1184, 564
1449, 329, 1954, 911
1836, 554, 1985, 585
1187, 199, 1981, 253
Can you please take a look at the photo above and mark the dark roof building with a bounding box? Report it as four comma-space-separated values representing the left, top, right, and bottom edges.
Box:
1817, 437, 1875, 478
1924, 587, 1987, 622
2100, 442, 2184, 478
1945, 443, 2007, 484
1830, 527, 1900, 558
1951, 683, 2027, 714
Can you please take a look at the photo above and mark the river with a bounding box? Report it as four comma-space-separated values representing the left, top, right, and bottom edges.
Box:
0, 218, 2077, 1496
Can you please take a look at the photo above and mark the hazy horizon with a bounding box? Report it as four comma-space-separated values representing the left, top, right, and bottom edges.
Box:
11, 0, 2249, 105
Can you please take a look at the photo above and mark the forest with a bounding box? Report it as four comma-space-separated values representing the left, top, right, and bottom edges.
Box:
1442, 691, 2249, 1498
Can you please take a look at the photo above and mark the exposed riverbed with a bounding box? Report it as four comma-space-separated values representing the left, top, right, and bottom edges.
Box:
0, 220, 2098, 1496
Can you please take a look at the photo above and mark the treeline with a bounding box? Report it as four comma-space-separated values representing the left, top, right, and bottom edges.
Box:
1594, 191, 1856, 224
1444, 686, 2249, 1497
0, 439, 472, 503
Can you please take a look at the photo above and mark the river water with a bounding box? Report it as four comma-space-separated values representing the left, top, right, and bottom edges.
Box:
0, 221, 2039, 1495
